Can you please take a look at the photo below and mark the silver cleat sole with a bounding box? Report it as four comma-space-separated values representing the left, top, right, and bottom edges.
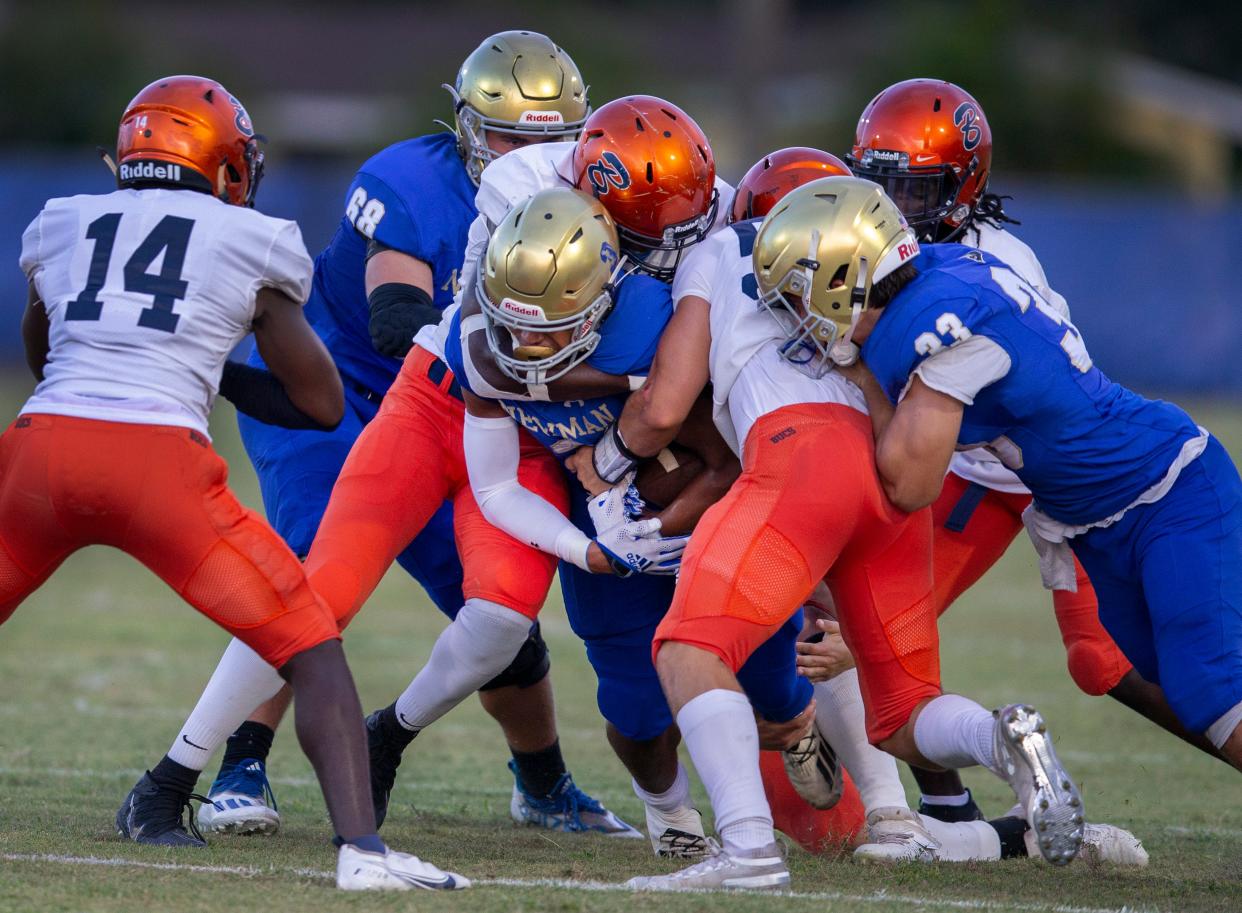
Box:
996, 704, 1084, 866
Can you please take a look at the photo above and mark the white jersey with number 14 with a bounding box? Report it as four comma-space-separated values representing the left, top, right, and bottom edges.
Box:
19, 187, 311, 437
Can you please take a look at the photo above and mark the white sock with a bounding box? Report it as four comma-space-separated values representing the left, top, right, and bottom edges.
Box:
166, 638, 285, 770
814, 671, 909, 812
393, 598, 532, 730
913, 694, 997, 772
921, 791, 971, 807
920, 816, 1002, 862
677, 689, 774, 854
632, 762, 692, 814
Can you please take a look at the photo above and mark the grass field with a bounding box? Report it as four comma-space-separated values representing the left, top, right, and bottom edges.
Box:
1, 381, 1240, 913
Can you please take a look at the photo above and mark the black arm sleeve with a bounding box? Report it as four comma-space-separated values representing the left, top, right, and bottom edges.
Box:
368, 282, 441, 358
218, 361, 342, 431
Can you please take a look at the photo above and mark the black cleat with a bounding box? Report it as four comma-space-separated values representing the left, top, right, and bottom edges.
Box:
366, 706, 418, 829
116, 772, 207, 847
918, 788, 986, 823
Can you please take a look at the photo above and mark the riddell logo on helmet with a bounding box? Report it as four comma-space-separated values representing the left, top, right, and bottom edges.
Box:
118, 161, 183, 182
869, 149, 903, 162
518, 111, 564, 125
500, 298, 546, 320
897, 239, 921, 261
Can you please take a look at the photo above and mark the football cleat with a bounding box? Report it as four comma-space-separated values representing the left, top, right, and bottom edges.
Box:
645, 803, 709, 858
852, 806, 940, 864
366, 708, 416, 829
1027, 822, 1149, 867
781, 724, 843, 810
993, 704, 1084, 866
628, 840, 789, 892
510, 762, 642, 838
336, 843, 470, 891
197, 758, 280, 835
115, 772, 207, 848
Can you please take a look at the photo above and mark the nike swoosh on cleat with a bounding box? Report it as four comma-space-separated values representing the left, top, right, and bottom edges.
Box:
391, 871, 454, 890
181, 734, 209, 751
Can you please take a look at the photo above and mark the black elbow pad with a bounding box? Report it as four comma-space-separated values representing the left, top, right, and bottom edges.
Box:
368, 282, 440, 358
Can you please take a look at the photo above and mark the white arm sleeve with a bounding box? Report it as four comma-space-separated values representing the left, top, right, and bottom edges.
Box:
463, 412, 593, 571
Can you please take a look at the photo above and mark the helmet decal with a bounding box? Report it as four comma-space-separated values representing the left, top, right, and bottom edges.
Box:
585, 151, 631, 196
228, 94, 254, 137
599, 241, 619, 268
954, 102, 982, 151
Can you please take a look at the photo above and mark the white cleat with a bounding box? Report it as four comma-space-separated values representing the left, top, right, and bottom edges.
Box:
196, 790, 280, 836
645, 804, 709, 859
628, 840, 789, 893
336, 844, 470, 891
781, 724, 843, 810
1027, 822, 1149, 867
853, 806, 940, 863
993, 703, 1084, 867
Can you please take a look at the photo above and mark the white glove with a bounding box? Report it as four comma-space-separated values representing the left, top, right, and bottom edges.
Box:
586, 470, 646, 536
829, 339, 860, 366
595, 516, 689, 577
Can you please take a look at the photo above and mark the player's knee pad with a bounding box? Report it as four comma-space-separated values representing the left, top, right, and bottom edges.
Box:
478, 622, 550, 691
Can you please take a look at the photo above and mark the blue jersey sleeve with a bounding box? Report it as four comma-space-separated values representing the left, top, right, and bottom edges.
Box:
864, 287, 992, 404
588, 274, 673, 376
342, 170, 426, 260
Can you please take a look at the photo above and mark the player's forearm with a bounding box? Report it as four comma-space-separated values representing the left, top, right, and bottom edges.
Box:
618, 382, 687, 457
653, 463, 737, 535
846, 361, 896, 443
463, 411, 608, 572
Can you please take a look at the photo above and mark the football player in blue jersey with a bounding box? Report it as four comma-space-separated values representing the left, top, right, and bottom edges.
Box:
420, 187, 825, 858
797, 178, 1242, 772
116, 31, 628, 844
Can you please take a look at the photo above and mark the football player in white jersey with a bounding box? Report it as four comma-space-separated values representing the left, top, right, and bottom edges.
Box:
845, 79, 1223, 823
5, 76, 466, 891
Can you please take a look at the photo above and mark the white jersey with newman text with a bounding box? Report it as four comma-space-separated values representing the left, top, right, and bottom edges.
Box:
20, 187, 311, 437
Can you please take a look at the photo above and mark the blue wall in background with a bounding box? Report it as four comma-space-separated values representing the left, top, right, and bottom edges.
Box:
3, 154, 1239, 396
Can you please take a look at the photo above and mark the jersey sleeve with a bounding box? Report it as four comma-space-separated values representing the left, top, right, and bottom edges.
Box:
344, 171, 426, 260
910, 335, 1011, 404
671, 231, 723, 306
19, 209, 45, 283
259, 220, 314, 304
864, 291, 995, 404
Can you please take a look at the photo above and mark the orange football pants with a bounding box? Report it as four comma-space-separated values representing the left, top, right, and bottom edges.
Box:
931, 471, 1133, 696
654, 403, 942, 744
0, 414, 338, 668
304, 346, 566, 629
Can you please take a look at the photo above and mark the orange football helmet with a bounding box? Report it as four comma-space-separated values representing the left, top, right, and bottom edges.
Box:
572, 95, 716, 281
847, 78, 992, 242
116, 75, 264, 207
730, 147, 852, 222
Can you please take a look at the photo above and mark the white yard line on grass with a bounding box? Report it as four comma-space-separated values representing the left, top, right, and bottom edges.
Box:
1, 852, 1163, 913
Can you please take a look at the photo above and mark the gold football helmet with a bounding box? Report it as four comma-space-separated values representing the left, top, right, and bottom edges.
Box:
478, 187, 623, 384
753, 176, 920, 370
444, 30, 589, 184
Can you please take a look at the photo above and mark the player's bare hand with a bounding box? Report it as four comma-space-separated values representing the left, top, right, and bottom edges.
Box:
833, 355, 874, 389
756, 698, 816, 751
796, 619, 855, 683
565, 446, 609, 495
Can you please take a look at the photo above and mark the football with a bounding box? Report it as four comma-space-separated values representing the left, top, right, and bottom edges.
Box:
632, 443, 704, 513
